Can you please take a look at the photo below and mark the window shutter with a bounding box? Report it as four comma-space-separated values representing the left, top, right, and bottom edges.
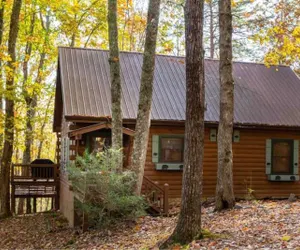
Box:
233, 130, 240, 142
152, 135, 159, 163
293, 140, 299, 175
210, 128, 217, 142
266, 139, 272, 174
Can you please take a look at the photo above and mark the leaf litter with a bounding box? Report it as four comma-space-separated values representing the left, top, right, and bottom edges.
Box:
0, 200, 300, 249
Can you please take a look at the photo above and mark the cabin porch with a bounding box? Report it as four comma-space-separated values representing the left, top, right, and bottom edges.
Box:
11, 163, 60, 214
57, 122, 170, 227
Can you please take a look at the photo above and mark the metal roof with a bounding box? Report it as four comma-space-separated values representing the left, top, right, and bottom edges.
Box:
56, 47, 300, 128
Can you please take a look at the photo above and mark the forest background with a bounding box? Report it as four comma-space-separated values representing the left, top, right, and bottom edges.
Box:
0, 0, 298, 164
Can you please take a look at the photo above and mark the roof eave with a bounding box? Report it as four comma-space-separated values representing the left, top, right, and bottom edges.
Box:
64, 115, 300, 131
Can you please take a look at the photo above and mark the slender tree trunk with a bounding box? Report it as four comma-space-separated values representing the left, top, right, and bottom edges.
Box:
108, 0, 123, 169
84, 22, 102, 48
22, 11, 36, 164
209, 0, 214, 59
130, 0, 161, 195
27, 11, 50, 161
21, 10, 36, 214
215, 0, 235, 211
164, 0, 205, 245
0, 0, 6, 158
37, 140, 43, 159
70, 32, 76, 47
37, 95, 53, 159
0, 0, 22, 218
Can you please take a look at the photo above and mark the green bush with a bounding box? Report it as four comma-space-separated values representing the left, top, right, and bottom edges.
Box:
68, 149, 146, 228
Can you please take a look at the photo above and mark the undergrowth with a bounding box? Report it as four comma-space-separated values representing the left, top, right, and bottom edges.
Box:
68, 149, 146, 228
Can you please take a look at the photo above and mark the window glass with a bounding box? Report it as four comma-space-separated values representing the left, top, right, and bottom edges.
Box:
160, 137, 184, 162
92, 137, 105, 153
91, 137, 111, 153
272, 141, 292, 174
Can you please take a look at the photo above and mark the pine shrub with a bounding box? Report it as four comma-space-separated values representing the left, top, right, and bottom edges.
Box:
68, 149, 146, 227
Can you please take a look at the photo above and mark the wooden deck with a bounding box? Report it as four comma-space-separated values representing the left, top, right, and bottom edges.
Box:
11, 163, 60, 213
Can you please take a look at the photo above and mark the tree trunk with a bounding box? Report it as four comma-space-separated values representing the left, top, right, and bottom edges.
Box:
70, 32, 76, 47
27, 11, 50, 161
0, 0, 6, 159
130, 0, 161, 195
209, 0, 214, 59
22, 11, 35, 164
108, 0, 123, 169
165, 0, 205, 244
37, 94, 53, 159
21, 10, 36, 214
0, 0, 22, 218
215, 0, 235, 211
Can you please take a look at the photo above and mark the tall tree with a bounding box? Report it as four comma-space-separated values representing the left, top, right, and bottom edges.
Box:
208, 0, 216, 58
20, 7, 35, 214
0, 0, 6, 158
37, 94, 54, 158
0, 0, 22, 217
108, 0, 122, 169
23, 9, 51, 162
164, 0, 205, 244
253, 0, 300, 73
215, 0, 235, 211
130, 0, 161, 195
22, 7, 36, 165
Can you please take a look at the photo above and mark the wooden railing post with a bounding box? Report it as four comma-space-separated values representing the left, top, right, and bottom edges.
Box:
154, 181, 159, 205
163, 183, 169, 215
54, 164, 60, 210
142, 176, 170, 215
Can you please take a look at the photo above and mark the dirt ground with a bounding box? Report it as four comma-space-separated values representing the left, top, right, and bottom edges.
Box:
0, 200, 300, 249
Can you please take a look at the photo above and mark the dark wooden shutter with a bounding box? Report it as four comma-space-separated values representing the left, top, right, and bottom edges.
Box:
293, 140, 299, 175
233, 130, 240, 142
266, 139, 272, 174
152, 135, 159, 163
210, 128, 217, 142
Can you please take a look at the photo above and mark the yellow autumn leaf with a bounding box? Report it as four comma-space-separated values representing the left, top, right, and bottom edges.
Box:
133, 225, 141, 232
282, 235, 291, 241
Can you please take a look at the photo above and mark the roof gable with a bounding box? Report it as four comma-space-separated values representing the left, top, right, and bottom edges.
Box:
55, 47, 300, 128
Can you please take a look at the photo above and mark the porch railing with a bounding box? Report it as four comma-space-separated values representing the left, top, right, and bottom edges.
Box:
142, 176, 169, 215
11, 164, 60, 213
11, 164, 59, 182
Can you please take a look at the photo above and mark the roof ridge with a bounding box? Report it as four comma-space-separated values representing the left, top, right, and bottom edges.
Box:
58, 46, 291, 67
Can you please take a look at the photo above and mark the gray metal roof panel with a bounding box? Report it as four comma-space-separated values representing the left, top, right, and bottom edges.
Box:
58, 47, 300, 127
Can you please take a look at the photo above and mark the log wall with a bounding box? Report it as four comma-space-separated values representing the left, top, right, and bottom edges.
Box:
145, 126, 300, 199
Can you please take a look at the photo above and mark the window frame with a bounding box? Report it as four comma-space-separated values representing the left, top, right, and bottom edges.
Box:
271, 139, 294, 175
158, 135, 185, 164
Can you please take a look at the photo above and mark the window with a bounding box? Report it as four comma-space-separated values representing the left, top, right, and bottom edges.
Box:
92, 137, 105, 153
266, 139, 299, 181
272, 140, 293, 174
90, 136, 111, 153
160, 137, 184, 163
152, 135, 184, 170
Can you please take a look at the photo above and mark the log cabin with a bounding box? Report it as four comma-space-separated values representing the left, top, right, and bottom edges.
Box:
54, 47, 300, 226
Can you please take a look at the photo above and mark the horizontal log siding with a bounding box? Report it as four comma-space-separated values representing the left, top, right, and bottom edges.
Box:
145, 127, 300, 199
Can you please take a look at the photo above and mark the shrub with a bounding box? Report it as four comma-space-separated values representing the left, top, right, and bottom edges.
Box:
68, 149, 146, 228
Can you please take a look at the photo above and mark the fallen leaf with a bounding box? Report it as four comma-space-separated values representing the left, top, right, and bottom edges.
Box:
282, 235, 291, 241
